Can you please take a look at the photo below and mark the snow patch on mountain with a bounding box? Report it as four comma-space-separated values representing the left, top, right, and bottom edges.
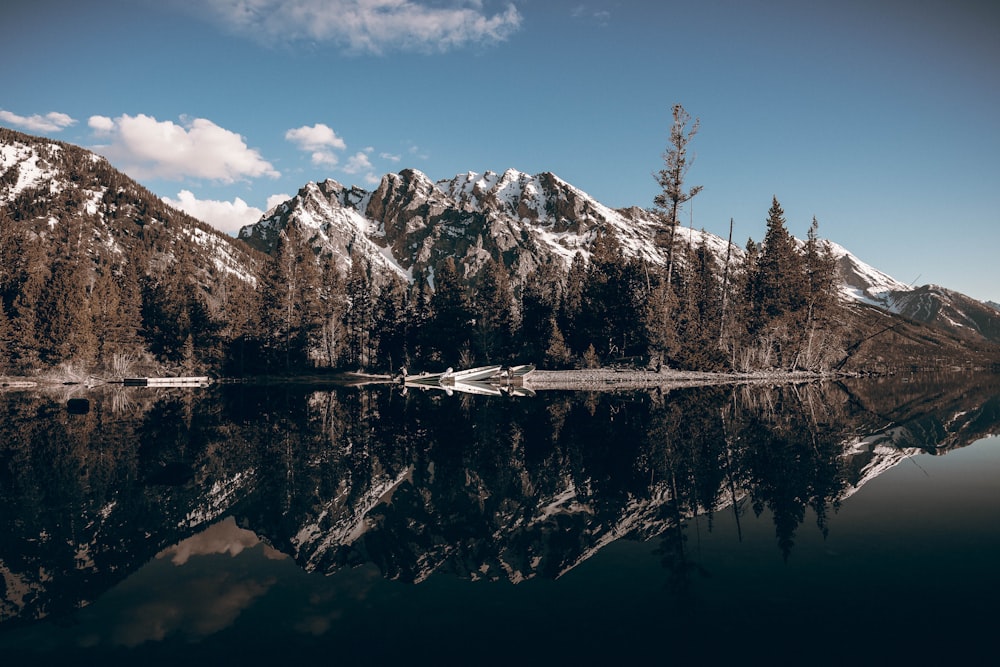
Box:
0, 141, 62, 201
182, 226, 258, 285
824, 240, 913, 307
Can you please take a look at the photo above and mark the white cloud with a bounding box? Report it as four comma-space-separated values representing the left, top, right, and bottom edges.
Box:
310, 150, 339, 166
163, 190, 265, 234
89, 115, 115, 133
88, 113, 279, 183
342, 151, 380, 185
285, 123, 346, 151
342, 151, 373, 174
286, 124, 388, 184
407, 143, 429, 160
200, 0, 522, 54
380, 152, 401, 162
266, 193, 292, 211
309, 151, 340, 167
0, 109, 77, 133
570, 5, 610, 26
286, 123, 347, 166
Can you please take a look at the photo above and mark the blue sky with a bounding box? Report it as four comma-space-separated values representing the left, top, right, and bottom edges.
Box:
2, 0, 998, 302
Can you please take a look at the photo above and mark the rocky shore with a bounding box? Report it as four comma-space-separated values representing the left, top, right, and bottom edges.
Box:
522, 368, 831, 391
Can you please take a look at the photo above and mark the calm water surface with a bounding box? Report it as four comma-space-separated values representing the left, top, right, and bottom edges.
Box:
1, 374, 998, 664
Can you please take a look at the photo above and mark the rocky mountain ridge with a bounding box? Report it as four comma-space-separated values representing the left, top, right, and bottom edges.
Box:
0, 127, 261, 301
241, 167, 1000, 345
239, 167, 730, 285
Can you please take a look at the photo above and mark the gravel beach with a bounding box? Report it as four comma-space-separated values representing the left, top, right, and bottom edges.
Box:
522, 368, 828, 391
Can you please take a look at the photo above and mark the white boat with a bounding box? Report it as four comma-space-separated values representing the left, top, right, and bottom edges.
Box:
403, 365, 534, 396
441, 365, 502, 384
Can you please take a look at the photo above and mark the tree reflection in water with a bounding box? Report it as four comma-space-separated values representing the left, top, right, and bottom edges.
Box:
1, 373, 998, 629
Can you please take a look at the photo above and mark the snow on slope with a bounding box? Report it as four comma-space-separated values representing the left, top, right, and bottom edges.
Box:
0, 140, 62, 202
244, 179, 411, 280
824, 239, 913, 307
432, 168, 737, 269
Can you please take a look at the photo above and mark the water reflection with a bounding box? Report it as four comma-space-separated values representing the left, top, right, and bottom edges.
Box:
1, 373, 998, 634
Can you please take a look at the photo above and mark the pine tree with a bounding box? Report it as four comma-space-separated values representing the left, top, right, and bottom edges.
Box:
654, 104, 703, 287
428, 257, 472, 365
580, 231, 645, 361
727, 237, 762, 370
473, 256, 516, 363
219, 271, 261, 375
408, 268, 434, 366
0, 208, 18, 298
90, 254, 145, 369
542, 314, 573, 368
36, 254, 95, 366
0, 298, 10, 374
345, 260, 375, 369
674, 236, 725, 369
374, 276, 408, 372
8, 236, 47, 370
257, 222, 323, 371
521, 261, 564, 363
752, 197, 806, 328
318, 259, 348, 369
91, 263, 124, 364
798, 216, 841, 370
643, 268, 678, 368
182, 281, 222, 369
560, 252, 587, 353
296, 246, 325, 367
803, 216, 837, 326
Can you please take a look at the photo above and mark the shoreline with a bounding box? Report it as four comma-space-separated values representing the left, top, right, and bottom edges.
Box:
5, 367, 984, 394
520, 368, 837, 391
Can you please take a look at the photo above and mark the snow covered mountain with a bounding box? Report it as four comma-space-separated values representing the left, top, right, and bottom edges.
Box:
824, 239, 1000, 343
824, 239, 912, 304
0, 127, 260, 293
239, 167, 729, 285
240, 167, 1000, 345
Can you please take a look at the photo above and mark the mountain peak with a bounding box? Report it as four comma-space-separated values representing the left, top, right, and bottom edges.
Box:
823, 240, 912, 305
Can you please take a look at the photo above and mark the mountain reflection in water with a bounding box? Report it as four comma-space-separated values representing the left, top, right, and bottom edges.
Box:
1, 374, 998, 663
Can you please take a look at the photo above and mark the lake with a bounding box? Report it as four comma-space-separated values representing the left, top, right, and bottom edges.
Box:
1, 373, 998, 665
